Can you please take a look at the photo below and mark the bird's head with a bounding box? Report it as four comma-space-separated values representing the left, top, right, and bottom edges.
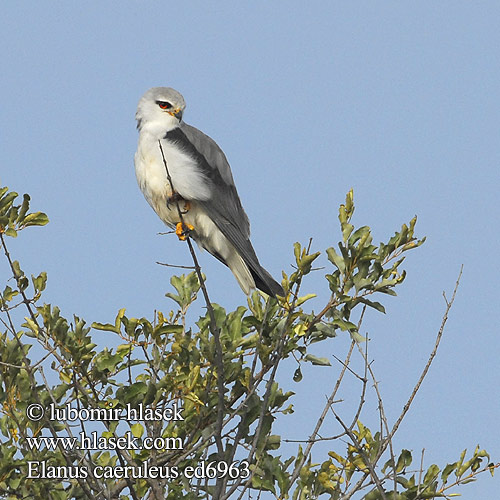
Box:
136, 87, 186, 135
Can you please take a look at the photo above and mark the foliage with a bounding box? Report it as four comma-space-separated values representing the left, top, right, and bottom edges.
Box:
0, 186, 496, 499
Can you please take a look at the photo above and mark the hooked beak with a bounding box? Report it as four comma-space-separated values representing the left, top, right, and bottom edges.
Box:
168, 108, 183, 121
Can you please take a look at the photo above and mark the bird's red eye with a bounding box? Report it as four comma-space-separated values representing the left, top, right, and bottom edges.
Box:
156, 101, 172, 110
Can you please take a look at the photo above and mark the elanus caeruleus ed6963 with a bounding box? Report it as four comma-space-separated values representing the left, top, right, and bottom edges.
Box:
134, 87, 284, 297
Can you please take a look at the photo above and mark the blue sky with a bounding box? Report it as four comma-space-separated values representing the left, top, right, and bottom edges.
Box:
1, 2, 498, 497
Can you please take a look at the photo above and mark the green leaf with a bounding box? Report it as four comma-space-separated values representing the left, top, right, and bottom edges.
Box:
326, 247, 346, 273
16, 193, 30, 223
488, 463, 495, 477
350, 331, 367, 343
157, 324, 184, 335
92, 308, 126, 334
131, 423, 144, 438
295, 293, 317, 307
357, 297, 386, 314
348, 225, 370, 246
395, 449, 412, 473
252, 474, 276, 494
310, 322, 337, 340
116, 344, 134, 355
460, 477, 477, 485
293, 242, 302, 263
0, 191, 18, 214
298, 252, 321, 274
441, 462, 458, 484
339, 189, 354, 226
32, 271, 48, 293
423, 464, 440, 484
265, 435, 281, 450
165, 272, 200, 308
94, 350, 123, 372
18, 211, 49, 228
364, 489, 383, 500
293, 367, 303, 382
325, 272, 339, 291
342, 223, 354, 242
2, 286, 19, 303
118, 382, 148, 404
304, 354, 331, 366
12, 260, 23, 279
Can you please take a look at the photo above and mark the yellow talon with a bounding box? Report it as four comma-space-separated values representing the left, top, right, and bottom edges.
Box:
175, 222, 194, 241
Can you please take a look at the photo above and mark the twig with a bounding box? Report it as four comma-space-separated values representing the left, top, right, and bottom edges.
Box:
156, 261, 195, 269
341, 471, 371, 500
334, 411, 388, 500
416, 448, 425, 497
440, 461, 500, 493
288, 339, 357, 488
289, 303, 369, 489
388, 265, 463, 441
351, 327, 397, 495
282, 432, 346, 444
0, 360, 24, 369
345, 341, 369, 432
331, 353, 366, 382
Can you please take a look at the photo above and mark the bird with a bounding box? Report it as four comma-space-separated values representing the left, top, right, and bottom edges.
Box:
134, 87, 284, 298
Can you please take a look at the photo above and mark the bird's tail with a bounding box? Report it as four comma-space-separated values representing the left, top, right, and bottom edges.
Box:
248, 264, 284, 298
226, 252, 255, 296
226, 251, 284, 298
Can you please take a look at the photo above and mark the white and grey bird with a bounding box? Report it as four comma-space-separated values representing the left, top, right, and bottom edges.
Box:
134, 87, 284, 297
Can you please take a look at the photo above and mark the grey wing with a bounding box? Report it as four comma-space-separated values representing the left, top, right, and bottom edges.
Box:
177, 122, 251, 242
169, 123, 283, 296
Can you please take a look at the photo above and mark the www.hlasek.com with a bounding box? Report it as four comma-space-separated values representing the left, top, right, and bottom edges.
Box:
26, 430, 183, 453
24, 401, 249, 480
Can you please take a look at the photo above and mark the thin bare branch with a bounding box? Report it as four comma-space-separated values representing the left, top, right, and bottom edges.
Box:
156, 261, 196, 269
388, 265, 463, 441
288, 339, 356, 488
334, 411, 388, 500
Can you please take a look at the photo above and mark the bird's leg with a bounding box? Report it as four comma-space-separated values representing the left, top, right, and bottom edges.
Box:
175, 222, 194, 241
167, 192, 191, 214
181, 200, 191, 214
168, 192, 194, 239
166, 191, 182, 209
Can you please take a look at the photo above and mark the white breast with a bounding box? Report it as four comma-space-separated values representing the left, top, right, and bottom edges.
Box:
134, 132, 212, 225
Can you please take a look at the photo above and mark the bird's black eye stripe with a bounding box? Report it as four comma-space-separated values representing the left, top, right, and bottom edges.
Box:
156, 100, 172, 110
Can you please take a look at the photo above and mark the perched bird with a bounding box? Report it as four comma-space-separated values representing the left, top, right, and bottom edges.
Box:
134, 87, 284, 297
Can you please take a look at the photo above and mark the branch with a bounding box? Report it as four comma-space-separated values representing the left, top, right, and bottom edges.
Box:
157, 141, 226, 496
288, 302, 370, 489
356, 342, 396, 494
440, 461, 500, 494
155, 261, 195, 270
334, 411, 388, 500
0, 233, 101, 499
224, 246, 313, 500
388, 265, 463, 442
